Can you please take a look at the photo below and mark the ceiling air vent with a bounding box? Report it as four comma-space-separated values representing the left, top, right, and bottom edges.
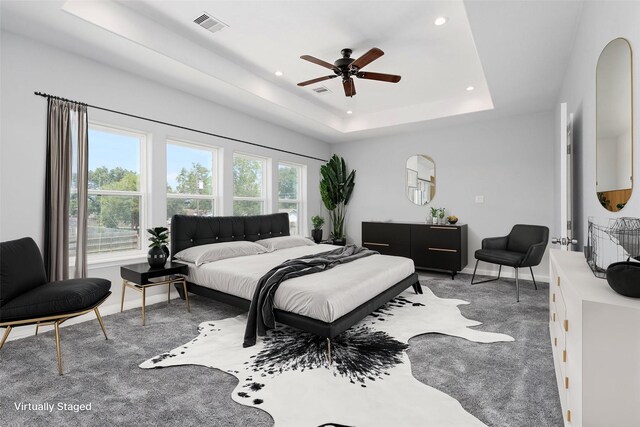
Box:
193, 12, 228, 34
312, 86, 331, 94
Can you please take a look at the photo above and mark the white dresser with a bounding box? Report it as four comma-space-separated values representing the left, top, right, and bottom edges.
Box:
549, 249, 640, 426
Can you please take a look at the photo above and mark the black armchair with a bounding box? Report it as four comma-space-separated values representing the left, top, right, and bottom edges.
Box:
0, 237, 112, 374
471, 224, 549, 302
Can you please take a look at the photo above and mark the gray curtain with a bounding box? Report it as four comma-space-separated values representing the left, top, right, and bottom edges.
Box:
45, 99, 88, 281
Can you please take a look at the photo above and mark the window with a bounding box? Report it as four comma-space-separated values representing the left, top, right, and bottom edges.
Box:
167, 141, 218, 223
233, 153, 267, 216
278, 162, 304, 235
70, 124, 145, 257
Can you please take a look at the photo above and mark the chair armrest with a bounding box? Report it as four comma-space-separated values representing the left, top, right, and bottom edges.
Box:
482, 235, 509, 250
520, 241, 548, 267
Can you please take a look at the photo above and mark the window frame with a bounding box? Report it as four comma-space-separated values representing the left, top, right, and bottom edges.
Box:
166, 138, 220, 221
277, 161, 305, 236
232, 152, 269, 216
82, 121, 148, 263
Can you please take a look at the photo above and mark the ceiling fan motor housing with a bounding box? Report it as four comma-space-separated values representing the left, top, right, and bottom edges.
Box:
335, 48, 356, 80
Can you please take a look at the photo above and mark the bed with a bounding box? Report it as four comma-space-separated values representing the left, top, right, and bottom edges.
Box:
171, 213, 419, 341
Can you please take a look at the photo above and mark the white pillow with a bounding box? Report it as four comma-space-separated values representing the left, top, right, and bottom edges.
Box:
174, 241, 269, 266
255, 235, 316, 251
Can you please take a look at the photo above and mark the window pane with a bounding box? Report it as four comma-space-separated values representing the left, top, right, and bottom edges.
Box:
84, 194, 141, 254
88, 128, 140, 191
167, 197, 214, 224
233, 155, 264, 197
278, 163, 299, 200
233, 200, 264, 216
278, 201, 298, 235
167, 144, 215, 196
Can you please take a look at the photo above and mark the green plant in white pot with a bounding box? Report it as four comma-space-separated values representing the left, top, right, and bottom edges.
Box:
320, 154, 356, 245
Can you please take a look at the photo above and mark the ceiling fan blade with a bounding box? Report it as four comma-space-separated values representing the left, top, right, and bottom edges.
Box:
300, 55, 336, 70
356, 71, 401, 83
350, 47, 384, 70
343, 78, 356, 97
297, 75, 338, 87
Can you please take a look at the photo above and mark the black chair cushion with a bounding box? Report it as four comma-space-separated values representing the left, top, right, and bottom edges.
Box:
475, 249, 525, 267
1, 237, 47, 307
507, 225, 549, 254
0, 278, 111, 322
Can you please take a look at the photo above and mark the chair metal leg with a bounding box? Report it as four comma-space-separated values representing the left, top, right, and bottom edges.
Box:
515, 268, 520, 303
530, 267, 538, 290
471, 260, 502, 285
0, 326, 12, 350
54, 321, 63, 375
167, 282, 171, 303
35, 324, 39, 336
94, 308, 108, 340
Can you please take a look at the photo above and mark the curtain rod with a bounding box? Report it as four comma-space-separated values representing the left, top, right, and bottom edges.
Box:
34, 91, 328, 162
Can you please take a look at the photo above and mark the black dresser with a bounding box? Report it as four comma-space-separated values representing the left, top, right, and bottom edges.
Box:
362, 222, 468, 278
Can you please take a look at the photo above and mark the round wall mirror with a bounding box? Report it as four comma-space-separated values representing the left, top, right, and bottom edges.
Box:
406, 155, 435, 205
596, 37, 633, 212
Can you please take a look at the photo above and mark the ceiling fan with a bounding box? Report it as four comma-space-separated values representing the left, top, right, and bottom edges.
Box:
297, 47, 401, 97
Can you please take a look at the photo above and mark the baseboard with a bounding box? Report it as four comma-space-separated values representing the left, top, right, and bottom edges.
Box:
4, 292, 182, 342
460, 266, 550, 283
416, 266, 549, 283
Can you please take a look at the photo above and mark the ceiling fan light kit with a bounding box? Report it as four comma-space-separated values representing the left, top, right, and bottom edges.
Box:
298, 47, 401, 97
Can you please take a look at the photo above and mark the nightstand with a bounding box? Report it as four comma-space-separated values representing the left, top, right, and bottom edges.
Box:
120, 262, 190, 326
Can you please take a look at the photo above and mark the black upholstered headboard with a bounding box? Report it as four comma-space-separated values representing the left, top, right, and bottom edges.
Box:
170, 213, 290, 258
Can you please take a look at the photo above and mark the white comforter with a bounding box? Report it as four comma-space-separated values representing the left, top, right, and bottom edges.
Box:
185, 244, 415, 323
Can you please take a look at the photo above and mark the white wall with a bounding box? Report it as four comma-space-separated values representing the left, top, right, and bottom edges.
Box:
556, 1, 640, 246
0, 31, 331, 339
333, 111, 555, 279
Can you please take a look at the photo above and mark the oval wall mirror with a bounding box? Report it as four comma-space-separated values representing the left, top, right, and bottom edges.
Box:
406, 155, 435, 205
596, 38, 634, 212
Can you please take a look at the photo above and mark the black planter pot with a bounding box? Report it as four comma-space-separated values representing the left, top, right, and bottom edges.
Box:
148, 246, 167, 268
606, 261, 640, 298
332, 238, 346, 246
311, 229, 323, 243
161, 245, 170, 259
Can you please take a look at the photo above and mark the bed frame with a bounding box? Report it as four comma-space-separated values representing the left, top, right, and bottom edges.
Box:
171, 213, 420, 342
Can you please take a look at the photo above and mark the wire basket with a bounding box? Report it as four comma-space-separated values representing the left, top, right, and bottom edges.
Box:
586, 217, 640, 278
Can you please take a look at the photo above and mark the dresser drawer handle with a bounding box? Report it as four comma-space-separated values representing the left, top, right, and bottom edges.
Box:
565, 377, 569, 389
430, 226, 456, 230
554, 337, 557, 347
567, 410, 571, 422
563, 350, 567, 362
552, 293, 555, 302
363, 242, 390, 247
553, 313, 556, 322
428, 247, 458, 253
564, 319, 569, 332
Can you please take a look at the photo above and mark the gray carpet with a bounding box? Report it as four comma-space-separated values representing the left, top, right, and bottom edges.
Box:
0, 274, 562, 427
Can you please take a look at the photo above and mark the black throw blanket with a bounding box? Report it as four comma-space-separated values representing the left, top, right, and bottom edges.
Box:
243, 244, 377, 347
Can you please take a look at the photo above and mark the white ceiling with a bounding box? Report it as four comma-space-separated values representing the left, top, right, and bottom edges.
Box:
0, 0, 583, 143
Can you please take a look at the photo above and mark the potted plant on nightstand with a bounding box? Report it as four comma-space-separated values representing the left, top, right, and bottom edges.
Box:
147, 227, 169, 268
311, 215, 325, 243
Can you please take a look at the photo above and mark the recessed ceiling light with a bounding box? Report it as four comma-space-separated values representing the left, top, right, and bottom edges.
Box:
466, 86, 475, 91
346, 110, 353, 115
434, 16, 448, 26
274, 71, 284, 76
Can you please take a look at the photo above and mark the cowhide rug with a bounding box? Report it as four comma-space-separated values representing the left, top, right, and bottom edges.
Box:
140, 286, 514, 426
